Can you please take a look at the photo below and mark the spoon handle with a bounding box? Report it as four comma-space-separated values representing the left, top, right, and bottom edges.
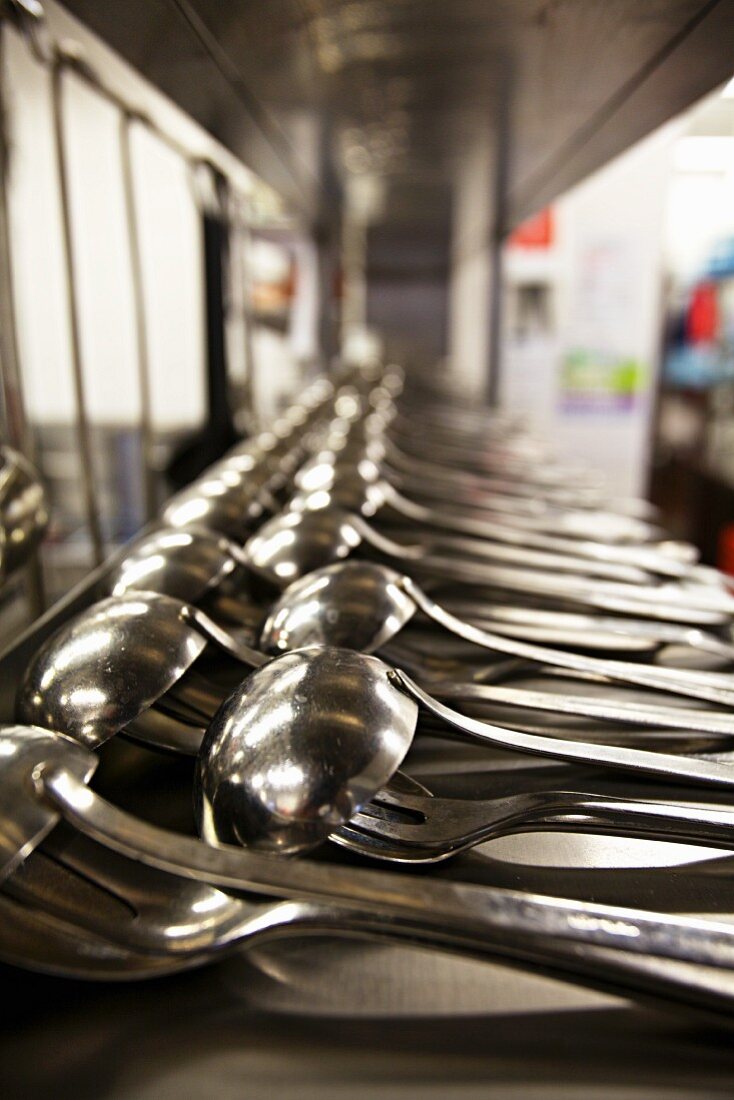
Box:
439, 601, 734, 658
430, 681, 734, 737
386, 481, 692, 579
402, 578, 734, 709
186, 606, 267, 667
393, 671, 734, 791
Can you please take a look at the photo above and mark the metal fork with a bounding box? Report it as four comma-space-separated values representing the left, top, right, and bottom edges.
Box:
334, 775, 734, 863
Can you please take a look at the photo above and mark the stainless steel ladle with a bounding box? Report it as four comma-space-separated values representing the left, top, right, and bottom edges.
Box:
259, 561, 734, 709
17, 591, 264, 749
246, 502, 734, 626
293, 443, 696, 582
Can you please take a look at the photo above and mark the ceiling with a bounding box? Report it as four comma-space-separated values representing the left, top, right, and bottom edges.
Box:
60, 0, 734, 234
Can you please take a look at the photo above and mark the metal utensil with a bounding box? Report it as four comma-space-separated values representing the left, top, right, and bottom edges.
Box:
195, 646, 734, 862
248, 501, 734, 625
259, 561, 734, 708
11, 725, 734, 1017
336, 773, 734, 863
17, 591, 263, 749
109, 525, 249, 604
0, 444, 48, 577
437, 601, 734, 662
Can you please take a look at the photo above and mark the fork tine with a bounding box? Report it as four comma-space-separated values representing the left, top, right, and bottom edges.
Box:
349, 807, 436, 844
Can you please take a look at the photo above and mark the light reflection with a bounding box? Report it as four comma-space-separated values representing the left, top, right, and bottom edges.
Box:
274, 561, 298, 579
299, 460, 335, 493
104, 600, 151, 619
168, 498, 209, 525
299, 490, 332, 512
191, 891, 230, 915
157, 532, 195, 550
114, 553, 166, 590
258, 528, 296, 556
49, 628, 113, 672
68, 686, 107, 708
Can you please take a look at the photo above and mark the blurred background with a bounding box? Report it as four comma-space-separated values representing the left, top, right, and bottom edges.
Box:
2, 0, 734, 634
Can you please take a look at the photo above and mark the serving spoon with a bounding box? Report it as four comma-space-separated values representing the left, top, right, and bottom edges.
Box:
9, 726, 734, 1016
0, 444, 48, 577
296, 440, 698, 582
258, 561, 734, 709
8, 828, 486, 975
246, 503, 734, 626
17, 591, 264, 750
195, 646, 734, 863
161, 463, 278, 540
289, 453, 654, 585
109, 526, 250, 603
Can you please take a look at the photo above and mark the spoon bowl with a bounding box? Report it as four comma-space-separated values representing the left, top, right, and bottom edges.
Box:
195, 646, 417, 854
162, 466, 272, 540
245, 507, 364, 587
262, 560, 414, 654
0, 445, 48, 576
110, 526, 246, 603
18, 593, 210, 747
196, 643, 734, 855
17, 591, 262, 750
258, 560, 734, 710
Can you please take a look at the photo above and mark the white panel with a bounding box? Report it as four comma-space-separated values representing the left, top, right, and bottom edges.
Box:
554, 128, 675, 496
448, 136, 493, 396
4, 30, 76, 424
129, 124, 206, 431
5, 33, 206, 433
62, 72, 140, 424
502, 127, 676, 498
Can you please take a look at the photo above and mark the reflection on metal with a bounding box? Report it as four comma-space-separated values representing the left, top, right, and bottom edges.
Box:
0, 444, 48, 579
50, 59, 104, 566
119, 112, 156, 521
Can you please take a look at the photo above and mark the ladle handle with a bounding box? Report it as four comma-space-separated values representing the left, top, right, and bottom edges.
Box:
186, 606, 267, 667
393, 670, 734, 791
401, 578, 734, 709
38, 764, 734, 1002
428, 680, 734, 737
351, 514, 425, 561
383, 481, 690, 580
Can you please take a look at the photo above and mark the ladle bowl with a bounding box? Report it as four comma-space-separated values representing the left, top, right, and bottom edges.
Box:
195, 646, 417, 854
196, 643, 734, 863
262, 560, 413, 654
110, 526, 246, 604
245, 507, 364, 587
0, 445, 48, 575
17, 591, 262, 750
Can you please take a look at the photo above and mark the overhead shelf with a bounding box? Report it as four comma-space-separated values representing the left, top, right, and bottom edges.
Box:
58, 0, 734, 229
